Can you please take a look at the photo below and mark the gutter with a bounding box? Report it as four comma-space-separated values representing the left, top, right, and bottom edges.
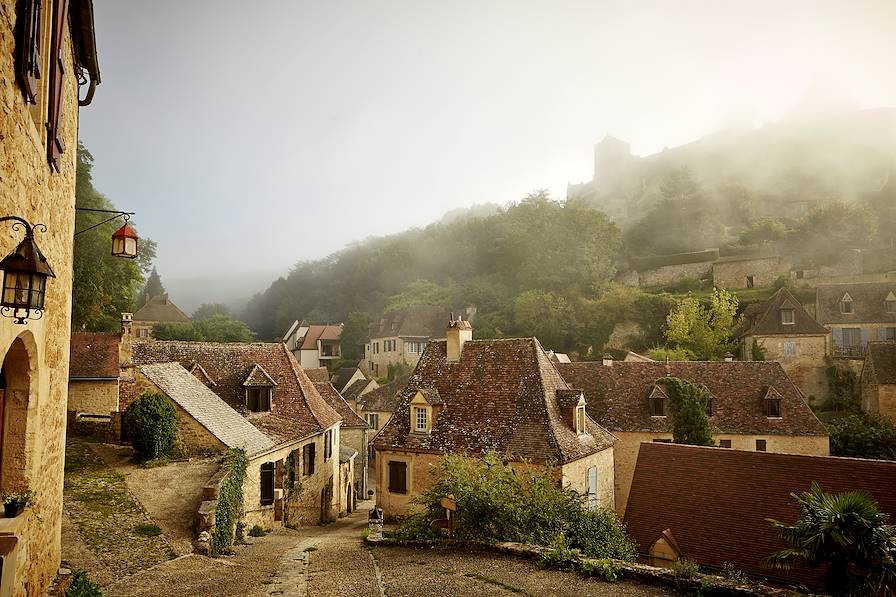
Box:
73, 0, 101, 106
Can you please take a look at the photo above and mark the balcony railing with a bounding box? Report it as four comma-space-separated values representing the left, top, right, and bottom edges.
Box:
833, 345, 865, 358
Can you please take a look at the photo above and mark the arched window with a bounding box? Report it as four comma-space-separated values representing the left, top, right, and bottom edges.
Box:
1, 336, 34, 493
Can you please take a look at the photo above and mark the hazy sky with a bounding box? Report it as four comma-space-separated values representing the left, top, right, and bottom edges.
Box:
79, 0, 896, 282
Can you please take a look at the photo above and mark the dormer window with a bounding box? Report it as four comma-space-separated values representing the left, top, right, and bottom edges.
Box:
413, 406, 429, 432
409, 388, 441, 434
840, 293, 854, 314
575, 405, 586, 434
886, 292, 896, 314
648, 386, 667, 417
780, 309, 795, 325
763, 387, 783, 418
247, 387, 272, 412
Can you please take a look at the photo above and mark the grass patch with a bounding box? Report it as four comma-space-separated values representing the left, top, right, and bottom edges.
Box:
139, 457, 170, 469
248, 524, 267, 537
462, 572, 526, 594
134, 523, 162, 537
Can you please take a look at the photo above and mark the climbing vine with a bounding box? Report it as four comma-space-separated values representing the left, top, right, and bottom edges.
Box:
211, 448, 248, 556
657, 377, 714, 446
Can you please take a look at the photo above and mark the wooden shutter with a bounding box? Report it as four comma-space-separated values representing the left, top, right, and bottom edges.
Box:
307, 442, 315, 475
388, 461, 407, 494
46, 0, 70, 172
19, 0, 43, 103
260, 462, 275, 505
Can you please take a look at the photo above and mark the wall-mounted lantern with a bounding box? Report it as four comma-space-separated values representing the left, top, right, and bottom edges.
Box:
0, 217, 55, 324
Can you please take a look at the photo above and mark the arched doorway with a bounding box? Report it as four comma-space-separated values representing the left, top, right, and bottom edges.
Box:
0, 336, 33, 494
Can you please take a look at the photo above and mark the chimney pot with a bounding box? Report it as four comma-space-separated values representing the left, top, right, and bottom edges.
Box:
723, 352, 734, 362
602, 354, 614, 367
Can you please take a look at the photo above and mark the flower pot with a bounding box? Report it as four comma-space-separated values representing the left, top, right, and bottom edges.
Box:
3, 503, 22, 518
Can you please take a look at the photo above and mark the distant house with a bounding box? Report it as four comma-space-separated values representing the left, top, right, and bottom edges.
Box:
282, 320, 343, 369
625, 443, 896, 588
815, 282, 896, 359
69, 333, 122, 418
372, 321, 617, 519
861, 342, 896, 420
131, 294, 191, 339
556, 360, 829, 516
126, 339, 347, 527
312, 380, 370, 499
331, 366, 367, 393
364, 305, 450, 378
341, 377, 379, 413
712, 255, 790, 290
740, 287, 831, 401
355, 375, 408, 439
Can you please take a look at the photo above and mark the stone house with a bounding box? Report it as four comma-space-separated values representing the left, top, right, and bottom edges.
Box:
0, 0, 100, 594
555, 360, 829, 516
712, 255, 790, 290
739, 288, 830, 401
860, 342, 896, 420
131, 293, 191, 339
625, 443, 896, 587
364, 305, 450, 378
815, 282, 896, 361
330, 366, 367, 393
282, 320, 343, 369
312, 380, 369, 499
68, 332, 121, 417
126, 341, 346, 527
356, 374, 409, 446
372, 322, 617, 519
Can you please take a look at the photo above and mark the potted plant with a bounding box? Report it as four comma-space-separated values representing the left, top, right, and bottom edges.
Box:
2, 490, 35, 518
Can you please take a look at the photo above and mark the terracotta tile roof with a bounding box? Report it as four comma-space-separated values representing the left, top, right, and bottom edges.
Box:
299, 324, 342, 350
331, 367, 362, 392
313, 382, 368, 429
624, 443, 896, 586
356, 375, 409, 413
372, 338, 616, 463
140, 362, 274, 454
863, 342, 896, 385
69, 332, 120, 379
741, 288, 828, 337
816, 281, 896, 324
188, 362, 216, 387
555, 361, 827, 436
131, 341, 341, 441
369, 305, 450, 340
242, 363, 277, 387
133, 294, 191, 323
342, 378, 377, 403
303, 367, 330, 382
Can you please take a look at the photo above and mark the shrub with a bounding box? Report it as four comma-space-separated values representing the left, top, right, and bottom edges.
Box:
828, 413, 896, 460
66, 569, 102, 597
125, 392, 177, 460
248, 524, 267, 537
211, 448, 248, 556
538, 536, 581, 570
581, 558, 619, 582
720, 562, 749, 584
133, 523, 162, 537
671, 558, 701, 579
396, 452, 636, 560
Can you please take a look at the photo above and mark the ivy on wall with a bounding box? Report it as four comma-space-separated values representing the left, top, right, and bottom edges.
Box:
211, 448, 248, 556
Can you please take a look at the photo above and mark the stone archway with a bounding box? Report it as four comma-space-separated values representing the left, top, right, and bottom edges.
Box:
0, 335, 35, 494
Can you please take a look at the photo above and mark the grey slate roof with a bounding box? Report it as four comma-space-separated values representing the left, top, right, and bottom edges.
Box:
339, 445, 357, 464
140, 362, 275, 455
741, 288, 829, 337
133, 294, 191, 323
816, 282, 896, 324
368, 305, 450, 340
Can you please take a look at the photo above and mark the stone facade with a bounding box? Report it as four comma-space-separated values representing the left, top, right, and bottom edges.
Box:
559, 448, 615, 512
338, 426, 367, 497
67, 379, 119, 416
0, 0, 92, 593
612, 432, 829, 517
364, 336, 429, 378
863, 384, 896, 420
637, 261, 713, 287
743, 334, 829, 401
712, 256, 789, 290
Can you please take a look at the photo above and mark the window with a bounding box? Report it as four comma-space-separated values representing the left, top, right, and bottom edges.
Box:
718, 439, 732, 448
783, 341, 797, 358
763, 398, 781, 417
260, 462, 275, 505
246, 387, 272, 412
388, 460, 407, 494
780, 309, 795, 325
755, 439, 767, 452
323, 430, 332, 461
648, 395, 665, 417
842, 328, 862, 348
746, 276, 755, 289
138, 328, 149, 338
586, 466, 598, 511
18, 0, 43, 104
883, 328, 896, 342
407, 341, 423, 354
887, 300, 896, 314
575, 406, 586, 434
302, 442, 316, 476
413, 406, 428, 432
840, 294, 854, 314
365, 413, 380, 430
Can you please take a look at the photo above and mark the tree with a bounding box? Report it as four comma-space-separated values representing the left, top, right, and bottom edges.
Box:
193, 303, 230, 320
340, 311, 371, 361
827, 413, 896, 461
657, 377, 714, 446
512, 290, 576, 352
72, 144, 156, 331
138, 267, 166, 307
152, 314, 253, 343
767, 483, 896, 595
125, 392, 177, 460
739, 218, 787, 245
663, 288, 740, 360
789, 201, 878, 266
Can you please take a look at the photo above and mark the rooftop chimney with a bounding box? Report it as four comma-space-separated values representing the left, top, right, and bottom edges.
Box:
602, 354, 614, 367
446, 316, 472, 363
723, 352, 734, 362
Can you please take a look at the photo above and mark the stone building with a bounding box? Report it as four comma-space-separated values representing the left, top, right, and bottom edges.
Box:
625, 443, 896, 586
339, 376, 378, 412
282, 320, 343, 369
125, 341, 345, 527
68, 332, 121, 417
355, 374, 408, 439
364, 305, 450, 378
860, 342, 896, 420
556, 360, 829, 516
131, 293, 191, 339
372, 322, 617, 519
712, 255, 790, 290
0, 0, 100, 594
815, 282, 896, 360
312, 380, 369, 499
739, 288, 830, 401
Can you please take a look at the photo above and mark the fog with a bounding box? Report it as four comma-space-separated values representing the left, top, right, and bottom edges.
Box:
78, 0, 896, 304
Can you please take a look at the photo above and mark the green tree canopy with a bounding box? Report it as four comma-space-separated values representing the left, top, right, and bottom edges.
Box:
193, 303, 230, 320
153, 314, 253, 343
72, 144, 156, 331
663, 288, 740, 360
739, 218, 787, 245
125, 392, 177, 460
339, 311, 371, 361
138, 266, 166, 308
657, 377, 714, 446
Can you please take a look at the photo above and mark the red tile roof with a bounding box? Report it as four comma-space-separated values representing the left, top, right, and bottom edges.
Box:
556, 361, 827, 436
133, 294, 191, 323
303, 367, 330, 382
372, 338, 616, 463
313, 382, 368, 429
131, 341, 341, 441
299, 324, 342, 350
624, 443, 896, 586
69, 332, 120, 379
741, 287, 828, 337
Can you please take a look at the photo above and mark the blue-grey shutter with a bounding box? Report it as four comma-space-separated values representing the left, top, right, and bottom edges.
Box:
832, 327, 843, 347
861, 328, 871, 347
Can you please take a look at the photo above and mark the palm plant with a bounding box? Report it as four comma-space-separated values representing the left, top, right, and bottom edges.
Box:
766, 482, 896, 596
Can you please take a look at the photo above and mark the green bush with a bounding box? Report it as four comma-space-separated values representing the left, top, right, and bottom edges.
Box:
828, 413, 896, 460
133, 523, 162, 537
581, 558, 620, 582
538, 535, 581, 570
125, 392, 177, 460
211, 448, 248, 556
248, 524, 267, 537
671, 558, 701, 579
396, 452, 636, 560
720, 562, 749, 584
66, 569, 103, 597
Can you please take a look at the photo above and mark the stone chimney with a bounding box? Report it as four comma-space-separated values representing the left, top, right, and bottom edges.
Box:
602, 354, 614, 367
446, 316, 473, 363
723, 352, 734, 362
119, 313, 134, 378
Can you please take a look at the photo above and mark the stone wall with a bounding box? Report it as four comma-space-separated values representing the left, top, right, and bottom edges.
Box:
863, 384, 896, 421
67, 379, 119, 415
744, 334, 830, 401
637, 261, 713, 287
712, 256, 789, 290
613, 432, 829, 517
560, 448, 615, 511
340, 426, 367, 494
0, 0, 82, 593
375, 450, 440, 519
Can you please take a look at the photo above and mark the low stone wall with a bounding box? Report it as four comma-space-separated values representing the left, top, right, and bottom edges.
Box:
365, 538, 817, 597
